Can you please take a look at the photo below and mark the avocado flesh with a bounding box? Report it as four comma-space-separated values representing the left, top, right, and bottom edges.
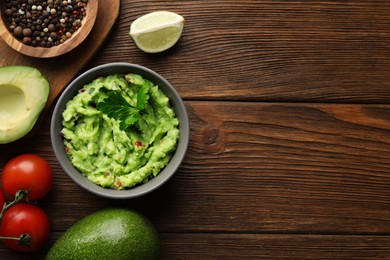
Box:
0, 66, 50, 144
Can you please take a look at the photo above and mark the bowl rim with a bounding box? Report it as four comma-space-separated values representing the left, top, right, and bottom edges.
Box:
50, 62, 189, 199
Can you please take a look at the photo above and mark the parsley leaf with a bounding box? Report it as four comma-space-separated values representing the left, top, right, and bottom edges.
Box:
96, 90, 145, 131
136, 84, 149, 110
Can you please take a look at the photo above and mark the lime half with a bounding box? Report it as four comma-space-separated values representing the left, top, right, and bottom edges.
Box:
129, 11, 185, 53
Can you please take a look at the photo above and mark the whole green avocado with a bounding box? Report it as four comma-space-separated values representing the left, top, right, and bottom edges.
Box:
46, 208, 160, 260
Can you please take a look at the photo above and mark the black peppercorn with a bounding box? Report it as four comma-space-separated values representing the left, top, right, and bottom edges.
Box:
4, 0, 89, 47
5, 9, 13, 16
48, 23, 56, 31
50, 31, 58, 40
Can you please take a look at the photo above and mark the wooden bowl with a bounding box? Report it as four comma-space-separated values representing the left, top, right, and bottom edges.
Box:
0, 1, 98, 58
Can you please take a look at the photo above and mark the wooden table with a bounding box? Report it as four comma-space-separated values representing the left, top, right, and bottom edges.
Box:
1, 1, 390, 259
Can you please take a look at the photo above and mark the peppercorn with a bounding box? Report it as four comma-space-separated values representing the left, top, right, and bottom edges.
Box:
23, 36, 32, 44
3, 0, 88, 48
13, 26, 23, 38
42, 10, 49, 17
47, 23, 55, 31
5, 9, 13, 16
50, 31, 58, 40
22, 28, 32, 36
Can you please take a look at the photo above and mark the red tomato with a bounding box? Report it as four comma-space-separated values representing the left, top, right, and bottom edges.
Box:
0, 203, 50, 252
0, 190, 5, 209
1, 154, 53, 201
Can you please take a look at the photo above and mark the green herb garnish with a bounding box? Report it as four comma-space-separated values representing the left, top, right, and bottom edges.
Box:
96, 85, 149, 131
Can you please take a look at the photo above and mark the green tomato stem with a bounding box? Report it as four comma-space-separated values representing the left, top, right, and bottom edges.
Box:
0, 190, 33, 247
0, 233, 32, 246
0, 189, 30, 222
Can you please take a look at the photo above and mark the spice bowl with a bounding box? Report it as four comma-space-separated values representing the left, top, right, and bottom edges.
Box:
0, 0, 98, 58
51, 63, 190, 199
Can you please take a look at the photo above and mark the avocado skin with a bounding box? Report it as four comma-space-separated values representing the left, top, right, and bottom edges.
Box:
46, 208, 160, 260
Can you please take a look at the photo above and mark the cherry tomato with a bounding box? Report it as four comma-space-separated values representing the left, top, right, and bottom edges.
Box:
1, 154, 53, 201
0, 203, 50, 252
0, 190, 5, 209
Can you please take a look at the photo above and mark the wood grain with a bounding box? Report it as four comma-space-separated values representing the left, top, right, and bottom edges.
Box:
2, 233, 389, 259
0, 101, 390, 258
98, 0, 390, 103
160, 234, 390, 259
0, 0, 389, 258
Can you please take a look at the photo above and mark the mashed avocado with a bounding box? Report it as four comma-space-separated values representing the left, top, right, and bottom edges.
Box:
61, 74, 179, 190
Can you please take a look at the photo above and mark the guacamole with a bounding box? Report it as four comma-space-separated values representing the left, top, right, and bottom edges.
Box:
61, 74, 179, 190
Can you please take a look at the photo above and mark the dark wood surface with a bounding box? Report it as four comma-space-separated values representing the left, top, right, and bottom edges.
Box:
0, 0, 120, 125
1, 1, 390, 259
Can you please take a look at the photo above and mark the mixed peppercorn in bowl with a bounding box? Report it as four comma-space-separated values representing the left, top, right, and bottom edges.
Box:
0, 0, 97, 57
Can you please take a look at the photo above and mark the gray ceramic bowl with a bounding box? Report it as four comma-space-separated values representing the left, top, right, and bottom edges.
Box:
51, 63, 189, 199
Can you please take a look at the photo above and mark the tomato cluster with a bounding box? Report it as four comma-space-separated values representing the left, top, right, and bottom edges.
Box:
0, 154, 52, 252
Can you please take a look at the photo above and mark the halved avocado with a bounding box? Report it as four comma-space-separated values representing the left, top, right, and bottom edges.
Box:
0, 66, 50, 144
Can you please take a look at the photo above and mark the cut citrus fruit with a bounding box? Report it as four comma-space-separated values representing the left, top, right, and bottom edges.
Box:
129, 11, 185, 53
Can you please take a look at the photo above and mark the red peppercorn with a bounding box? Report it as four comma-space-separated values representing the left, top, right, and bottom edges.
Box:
4, 0, 89, 48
